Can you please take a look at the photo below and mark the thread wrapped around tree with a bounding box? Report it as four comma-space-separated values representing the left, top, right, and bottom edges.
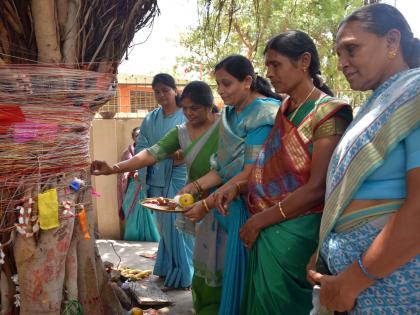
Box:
0, 1, 159, 314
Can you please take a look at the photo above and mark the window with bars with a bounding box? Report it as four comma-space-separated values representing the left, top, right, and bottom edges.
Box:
101, 91, 120, 112
130, 90, 158, 112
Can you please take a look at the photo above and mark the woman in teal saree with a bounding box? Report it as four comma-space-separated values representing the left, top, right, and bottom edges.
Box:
183, 55, 281, 315
214, 31, 352, 315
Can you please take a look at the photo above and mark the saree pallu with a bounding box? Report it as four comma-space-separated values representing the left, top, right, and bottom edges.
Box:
321, 205, 420, 314
243, 96, 351, 315
148, 118, 225, 304
211, 99, 279, 315
176, 120, 220, 236
178, 121, 228, 315
122, 178, 160, 241
120, 142, 159, 241
136, 107, 194, 289
151, 165, 194, 289
319, 68, 420, 313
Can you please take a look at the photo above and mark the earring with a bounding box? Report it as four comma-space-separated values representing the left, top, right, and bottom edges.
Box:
388, 51, 397, 59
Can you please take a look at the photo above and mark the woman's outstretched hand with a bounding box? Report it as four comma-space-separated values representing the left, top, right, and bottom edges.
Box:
91, 160, 114, 176
214, 185, 238, 216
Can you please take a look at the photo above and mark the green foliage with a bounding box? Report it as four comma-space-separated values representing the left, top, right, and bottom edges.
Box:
177, 0, 365, 97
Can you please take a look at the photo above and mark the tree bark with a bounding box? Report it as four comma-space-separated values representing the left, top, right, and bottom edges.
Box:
61, 0, 80, 65
31, 0, 62, 63
14, 182, 75, 315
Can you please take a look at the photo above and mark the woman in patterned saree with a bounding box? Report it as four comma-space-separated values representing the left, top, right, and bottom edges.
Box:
182, 55, 281, 315
214, 31, 352, 314
307, 4, 420, 314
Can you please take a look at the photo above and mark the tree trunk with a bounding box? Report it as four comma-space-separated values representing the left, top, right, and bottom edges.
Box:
31, 0, 62, 63
1, 1, 159, 313
61, 0, 80, 64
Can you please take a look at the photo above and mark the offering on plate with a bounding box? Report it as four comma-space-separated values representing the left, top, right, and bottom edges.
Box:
140, 194, 196, 212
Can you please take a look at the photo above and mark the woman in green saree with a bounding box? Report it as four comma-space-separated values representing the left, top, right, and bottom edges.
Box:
92, 81, 223, 310
149, 81, 225, 315
214, 31, 353, 314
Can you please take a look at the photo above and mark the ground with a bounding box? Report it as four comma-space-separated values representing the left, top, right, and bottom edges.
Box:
97, 240, 194, 315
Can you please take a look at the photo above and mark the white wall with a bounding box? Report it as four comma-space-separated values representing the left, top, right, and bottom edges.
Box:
90, 118, 143, 239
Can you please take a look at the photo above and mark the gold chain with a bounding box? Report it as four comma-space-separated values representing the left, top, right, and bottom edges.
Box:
288, 86, 316, 122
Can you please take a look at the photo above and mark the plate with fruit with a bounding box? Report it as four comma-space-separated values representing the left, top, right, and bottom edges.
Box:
140, 194, 195, 212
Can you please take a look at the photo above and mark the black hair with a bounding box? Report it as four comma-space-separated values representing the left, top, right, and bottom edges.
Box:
340, 3, 419, 69
152, 73, 181, 106
264, 30, 334, 96
131, 127, 140, 137
152, 73, 176, 89
180, 81, 219, 113
214, 54, 281, 100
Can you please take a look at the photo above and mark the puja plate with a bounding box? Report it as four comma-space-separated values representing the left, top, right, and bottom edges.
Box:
140, 197, 185, 213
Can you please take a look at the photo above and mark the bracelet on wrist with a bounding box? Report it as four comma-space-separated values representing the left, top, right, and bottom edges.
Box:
202, 199, 210, 213
192, 180, 203, 194
357, 254, 381, 281
277, 201, 287, 220
235, 182, 241, 195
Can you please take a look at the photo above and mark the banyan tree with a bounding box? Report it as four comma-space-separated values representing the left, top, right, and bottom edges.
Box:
0, 1, 159, 314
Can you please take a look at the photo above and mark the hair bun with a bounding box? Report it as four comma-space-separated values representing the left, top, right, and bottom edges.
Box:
408, 37, 420, 68
315, 74, 325, 87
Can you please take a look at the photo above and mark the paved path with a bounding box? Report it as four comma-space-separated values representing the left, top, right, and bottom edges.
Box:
97, 239, 194, 315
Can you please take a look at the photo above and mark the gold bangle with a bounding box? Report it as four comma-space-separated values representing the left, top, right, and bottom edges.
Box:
192, 181, 202, 193
202, 199, 210, 213
235, 182, 241, 194
278, 201, 287, 220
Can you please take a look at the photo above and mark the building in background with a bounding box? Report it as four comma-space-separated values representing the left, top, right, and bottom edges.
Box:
100, 74, 188, 114
100, 74, 224, 115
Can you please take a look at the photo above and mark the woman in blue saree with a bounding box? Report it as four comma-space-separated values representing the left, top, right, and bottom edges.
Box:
182, 55, 281, 315
92, 73, 193, 289
119, 127, 160, 241
307, 4, 420, 314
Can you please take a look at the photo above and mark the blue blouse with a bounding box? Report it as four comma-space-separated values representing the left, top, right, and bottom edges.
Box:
354, 127, 420, 199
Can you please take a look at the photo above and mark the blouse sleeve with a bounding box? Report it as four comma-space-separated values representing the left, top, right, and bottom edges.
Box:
244, 125, 272, 164
313, 106, 353, 141
147, 127, 180, 162
405, 127, 420, 171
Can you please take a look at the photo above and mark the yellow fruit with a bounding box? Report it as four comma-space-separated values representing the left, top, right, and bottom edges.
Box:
131, 307, 143, 315
178, 193, 194, 207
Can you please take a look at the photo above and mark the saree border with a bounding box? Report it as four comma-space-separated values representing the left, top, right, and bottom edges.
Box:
319, 94, 420, 247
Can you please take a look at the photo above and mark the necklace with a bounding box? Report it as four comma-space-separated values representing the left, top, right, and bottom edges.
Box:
288, 86, 316, 122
